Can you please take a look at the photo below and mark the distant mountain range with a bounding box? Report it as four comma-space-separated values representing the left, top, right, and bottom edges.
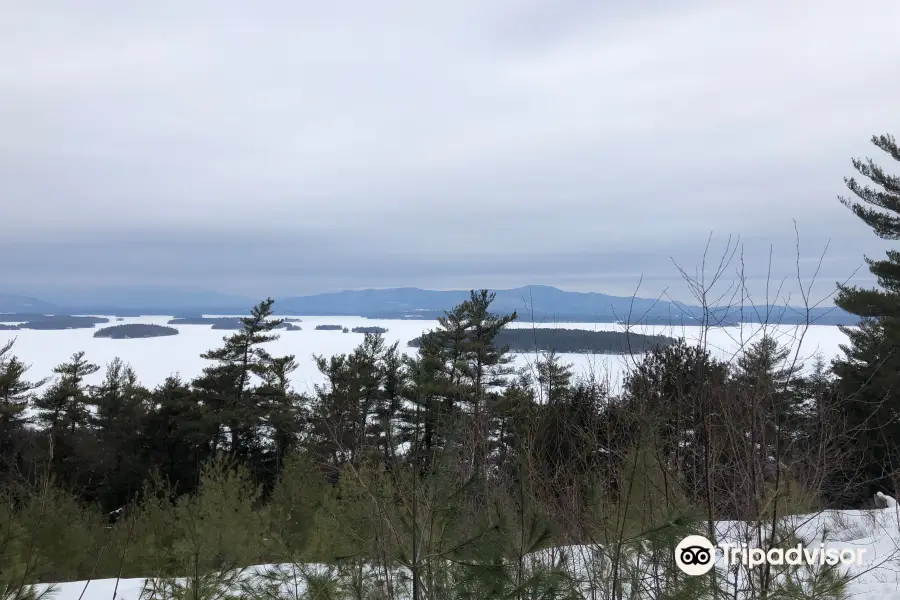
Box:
0, 286, 860, 326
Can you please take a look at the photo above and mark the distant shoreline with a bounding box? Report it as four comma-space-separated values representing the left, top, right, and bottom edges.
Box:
0, 312, 858, 328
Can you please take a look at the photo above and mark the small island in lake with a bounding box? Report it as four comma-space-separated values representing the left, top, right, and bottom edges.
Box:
168, 317, 299, 330
0, 324, 19, 330
13, 315, 109, 330
0, 313, 50, 323
169, 317, 238, 327
351, 326, 388, 334
315, 324, 344, 331
408, 328, 677, 355
94, 324, 179, 339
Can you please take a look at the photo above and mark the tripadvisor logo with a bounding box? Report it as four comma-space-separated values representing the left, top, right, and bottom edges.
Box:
674, 534, 867, 576
675, 535, 716, 576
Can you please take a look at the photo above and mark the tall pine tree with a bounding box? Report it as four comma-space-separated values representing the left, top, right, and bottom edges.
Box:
0, 340, 47, 481
193, 298, 285, 459
831, 133, 900, 500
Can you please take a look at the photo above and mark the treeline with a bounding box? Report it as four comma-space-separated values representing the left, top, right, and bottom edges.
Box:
408, 327, 675, 354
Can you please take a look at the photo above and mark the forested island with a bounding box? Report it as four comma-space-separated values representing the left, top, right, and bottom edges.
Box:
1, 315, 110, 330
0, 313, 52, 322
168, 317, 241, 327
408, 327, 676, 354
315, 324, 344, 331
93, 324, 179, 339
168, 317, 298, 330
351, 326, 388, 334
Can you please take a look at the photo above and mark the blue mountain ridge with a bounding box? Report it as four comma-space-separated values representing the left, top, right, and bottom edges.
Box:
0, 286, 859, 325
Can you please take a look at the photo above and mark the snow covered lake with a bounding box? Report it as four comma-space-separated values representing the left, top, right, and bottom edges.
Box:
0, 316, 852, 394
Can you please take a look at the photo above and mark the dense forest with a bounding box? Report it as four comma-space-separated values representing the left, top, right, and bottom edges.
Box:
93, 324, 180, 339
0, 133, 898, 599
408, 328, 675, 354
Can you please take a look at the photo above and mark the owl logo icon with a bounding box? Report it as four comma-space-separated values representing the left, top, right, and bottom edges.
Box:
675, 535, 716, 575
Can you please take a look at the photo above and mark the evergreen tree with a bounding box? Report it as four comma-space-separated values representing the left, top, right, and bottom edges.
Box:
457, 291, 517, 478
365, 337, 405, 471
193, 298, 285, 459
732, 334, 803, 430
256, 354, 306, 475
532, 350, 574, 406
89, 358, 150, 510
623, 339, 729, 507
142, 376, 211, 496
308, 334, 405, 479
33, 351, 99, 435
0, 340, 46, 481
0, 341, 44, 435
30, 351, 99, 490
403, 291, 516, 479
831, 133, 900, 499
308, 353, 358, 477
400, 331, 453, 474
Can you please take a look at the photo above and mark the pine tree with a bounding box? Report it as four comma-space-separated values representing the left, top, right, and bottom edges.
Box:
0, 340, 47, 482
193, 298, 285, 458
733, 334, 802, 427
89, 358, 150, 511
33, 351, 99, 435
142, 376, 211, 496
30, 351, 99, 489
624, 339, 729, 507
831, 133, 900, 499
457, 291, 517, 479
307, 333, 405, 481
256, 354, 306, 475
533, 350, 574, 406
399, 331, 452, 474
0, 341, 45, 435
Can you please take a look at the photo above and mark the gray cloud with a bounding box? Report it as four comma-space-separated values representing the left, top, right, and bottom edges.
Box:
1, 0, 898, 302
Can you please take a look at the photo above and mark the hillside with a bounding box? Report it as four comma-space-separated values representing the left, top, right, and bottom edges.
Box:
1, 286, 860, 325
0, 294, 59, 312
275, 286, 858, 325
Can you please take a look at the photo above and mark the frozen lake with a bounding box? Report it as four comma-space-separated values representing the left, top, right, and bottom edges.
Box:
0, 316, 852, 394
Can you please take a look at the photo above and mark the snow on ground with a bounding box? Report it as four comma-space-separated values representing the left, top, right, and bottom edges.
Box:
34, 504, 900, 599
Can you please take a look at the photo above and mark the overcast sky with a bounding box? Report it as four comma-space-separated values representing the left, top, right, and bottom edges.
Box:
1, 0, 898, 304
